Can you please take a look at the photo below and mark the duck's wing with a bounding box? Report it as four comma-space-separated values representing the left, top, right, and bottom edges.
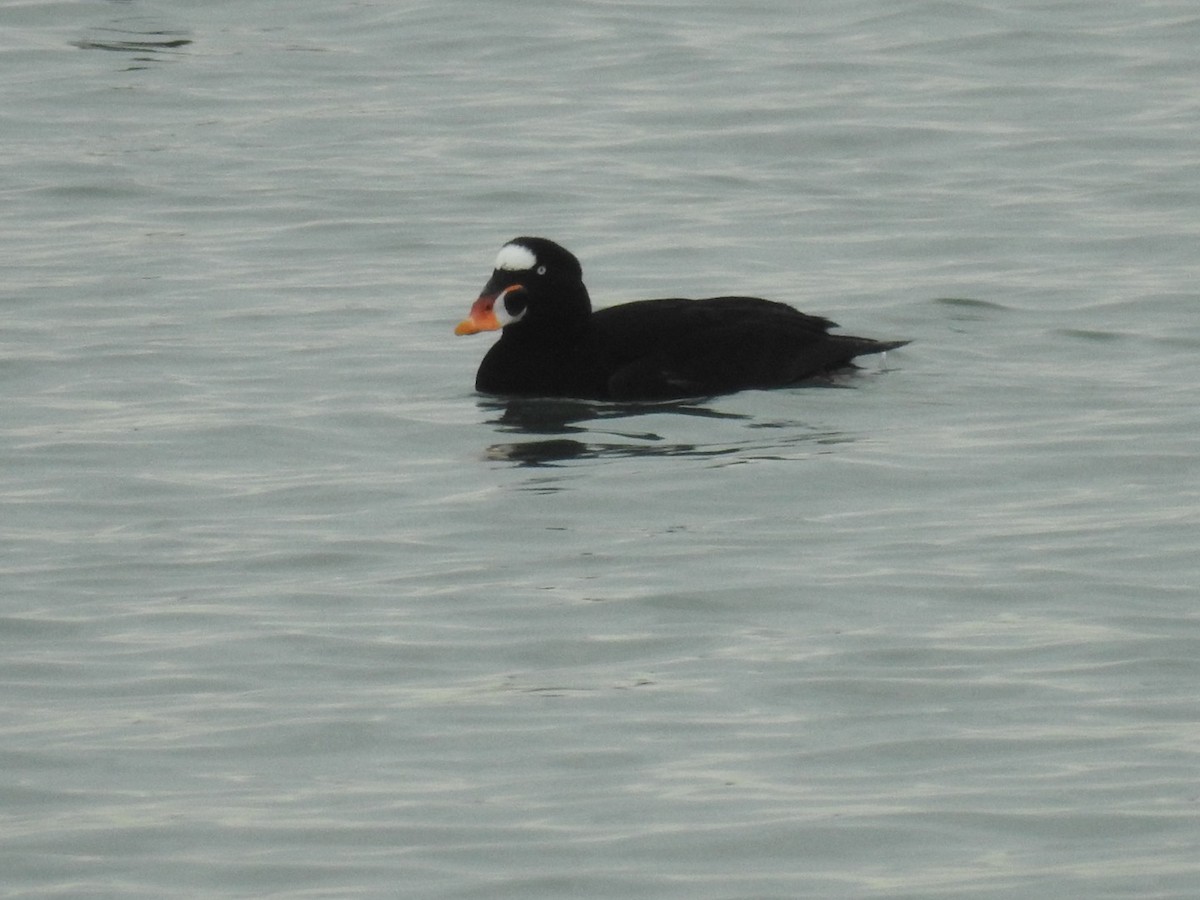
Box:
590, 297, 895, 400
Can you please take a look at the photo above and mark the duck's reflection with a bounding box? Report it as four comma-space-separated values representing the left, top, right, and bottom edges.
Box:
479, 395, 851, 466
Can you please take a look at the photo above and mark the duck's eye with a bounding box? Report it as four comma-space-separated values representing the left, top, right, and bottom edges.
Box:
536, 265, 547, 276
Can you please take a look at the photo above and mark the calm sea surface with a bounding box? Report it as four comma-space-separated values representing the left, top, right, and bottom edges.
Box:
3, 1, 1199, 897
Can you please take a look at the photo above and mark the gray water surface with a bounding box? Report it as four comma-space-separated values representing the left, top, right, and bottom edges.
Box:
3, 1, 1199, 897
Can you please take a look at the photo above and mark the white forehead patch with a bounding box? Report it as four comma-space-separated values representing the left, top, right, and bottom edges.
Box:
494, 243, 537, 272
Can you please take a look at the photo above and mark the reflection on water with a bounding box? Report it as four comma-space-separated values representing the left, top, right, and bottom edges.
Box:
485, 396, 747, 433
479, 396, 854, 467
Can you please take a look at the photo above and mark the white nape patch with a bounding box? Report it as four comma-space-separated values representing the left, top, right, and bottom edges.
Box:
494, 243, 537, 272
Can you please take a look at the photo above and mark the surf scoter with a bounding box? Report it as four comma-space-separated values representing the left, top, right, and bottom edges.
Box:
455, 237, 908, 400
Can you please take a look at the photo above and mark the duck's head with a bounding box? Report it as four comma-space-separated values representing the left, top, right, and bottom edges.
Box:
455, 237, 591, 337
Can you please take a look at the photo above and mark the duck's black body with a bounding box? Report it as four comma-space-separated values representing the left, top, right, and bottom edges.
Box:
456, 238, 908, 401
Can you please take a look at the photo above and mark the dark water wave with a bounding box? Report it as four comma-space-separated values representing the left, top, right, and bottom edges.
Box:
72, 19, 192, 59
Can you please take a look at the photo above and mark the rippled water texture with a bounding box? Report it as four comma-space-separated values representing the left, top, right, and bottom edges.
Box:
3, 1, 1199, 897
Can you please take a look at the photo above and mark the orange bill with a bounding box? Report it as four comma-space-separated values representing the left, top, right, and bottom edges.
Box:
455, 295, 500, 335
